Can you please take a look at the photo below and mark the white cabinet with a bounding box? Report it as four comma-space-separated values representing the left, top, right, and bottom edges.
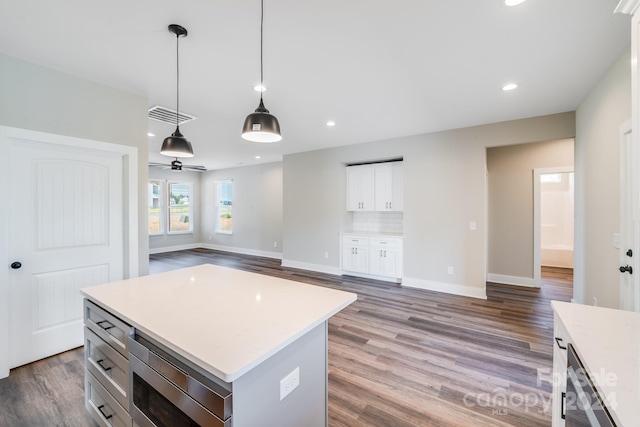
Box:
369, 237, 403, 278
551, 313, 569, 427
374, 162, 403, 211
346, 165, 375, 211
341, 236, 369, 273
346, 162, 403, 212
341, 234, 403, 281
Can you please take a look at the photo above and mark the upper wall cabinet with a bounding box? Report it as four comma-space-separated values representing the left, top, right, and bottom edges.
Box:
346, 165, 375, 211
347, 162, 403, 212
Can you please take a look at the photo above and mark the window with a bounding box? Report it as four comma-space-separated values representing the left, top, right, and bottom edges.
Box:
148, 180, 162, 235
216, 180, 233, 234
168, 181, 193, 233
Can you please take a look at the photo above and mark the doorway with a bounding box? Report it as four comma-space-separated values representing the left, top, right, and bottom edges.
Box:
533, 168, 575, 286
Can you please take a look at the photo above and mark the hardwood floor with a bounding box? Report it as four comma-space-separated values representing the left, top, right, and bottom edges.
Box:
0, 249, 572, 426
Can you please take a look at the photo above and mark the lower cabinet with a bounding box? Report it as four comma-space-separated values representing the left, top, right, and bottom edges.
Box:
84, 300, 134, 427
341, 234, 403, 281
342, 236, 369, 274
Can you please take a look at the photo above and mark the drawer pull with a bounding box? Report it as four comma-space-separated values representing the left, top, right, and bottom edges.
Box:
97, 320, 115, 331
96, 359, 112, 372
561, 392, 566, 420
555, 337, 567, 350
97, 405, 113, 420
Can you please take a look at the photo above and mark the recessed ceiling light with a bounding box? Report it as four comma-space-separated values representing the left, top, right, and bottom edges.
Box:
147, 132, 155, 137
254, 85, 267, 92
255, 155, 261, 159
505, 0, 526, 6
502, 83, 518, 91
326, 121, 336, 127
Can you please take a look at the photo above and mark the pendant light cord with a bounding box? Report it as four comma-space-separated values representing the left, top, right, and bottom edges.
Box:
260, 0, 264, 102
176, 32, 180, 129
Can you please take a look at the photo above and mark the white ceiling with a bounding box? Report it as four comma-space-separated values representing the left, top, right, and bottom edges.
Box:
0, 0, 631, 170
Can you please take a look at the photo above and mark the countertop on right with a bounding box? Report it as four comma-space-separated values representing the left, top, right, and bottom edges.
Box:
551, 301, 640, 426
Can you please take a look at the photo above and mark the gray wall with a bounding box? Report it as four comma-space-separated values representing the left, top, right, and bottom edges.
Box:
487, 139, 574, 279
201, 162, 283, 257
575, 47, 631, 309
283, 112, 576, 296
0, 53, 150, 275
148, 167, 203, 252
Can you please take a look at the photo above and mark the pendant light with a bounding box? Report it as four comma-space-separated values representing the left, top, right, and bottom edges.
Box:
242, 0, 282, 143
161, 24, 194, 158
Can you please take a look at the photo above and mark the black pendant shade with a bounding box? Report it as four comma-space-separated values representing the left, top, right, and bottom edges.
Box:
161, 127, 193, 157
161, 24, 194, 158
242, 98, 282, 143
242, 0, 282, 143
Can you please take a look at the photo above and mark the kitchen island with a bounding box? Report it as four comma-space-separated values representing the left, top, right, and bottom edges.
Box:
80, 264, 357, 427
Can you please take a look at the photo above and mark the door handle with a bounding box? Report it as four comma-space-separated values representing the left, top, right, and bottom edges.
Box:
10, 262, 22, 269
619, 265, 633, 274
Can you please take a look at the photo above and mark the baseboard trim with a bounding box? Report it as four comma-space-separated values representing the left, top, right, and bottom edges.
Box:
281, 259, 342, 276
200, 243, 282, 260
340, 270, 402, 284
487, 273, 538, 288
402, 276, 487, 300
149, 243, 201, 254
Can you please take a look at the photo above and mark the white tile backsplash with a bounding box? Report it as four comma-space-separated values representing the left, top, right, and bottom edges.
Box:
352, 212, 403, 233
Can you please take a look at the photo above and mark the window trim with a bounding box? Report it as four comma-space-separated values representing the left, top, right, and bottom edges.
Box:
148, 179, 164, 236
215, 179, 233, 235
167, 180, 194, 235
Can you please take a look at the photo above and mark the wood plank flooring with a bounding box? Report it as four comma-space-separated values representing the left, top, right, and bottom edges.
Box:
0, 249, 572, 426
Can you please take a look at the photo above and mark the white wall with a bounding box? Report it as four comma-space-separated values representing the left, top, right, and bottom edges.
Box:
283, 112, 575, 297
201, 162, 283, 258
575, 47, 632, 308
148, 167, 202, 252
0, 53, 148, 378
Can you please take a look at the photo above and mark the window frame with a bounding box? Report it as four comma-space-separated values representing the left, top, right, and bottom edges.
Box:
215, 179, 233, 235
148, 179, 164, 236
167, 180, 194, 235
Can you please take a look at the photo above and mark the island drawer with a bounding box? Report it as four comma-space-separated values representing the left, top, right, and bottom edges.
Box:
85, 299, 134, 358
85, 370, 132, 427
86, 326, 130, 411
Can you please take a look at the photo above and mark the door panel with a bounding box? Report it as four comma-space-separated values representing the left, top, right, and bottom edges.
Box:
8, 140, 123, 368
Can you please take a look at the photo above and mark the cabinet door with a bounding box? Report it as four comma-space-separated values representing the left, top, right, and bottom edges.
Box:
342, 244, 369, 273
346, 166, 375, 211
374, 163, 403, 211
370, 247, 400, 278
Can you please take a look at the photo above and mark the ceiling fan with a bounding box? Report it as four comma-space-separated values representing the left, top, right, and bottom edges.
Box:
149, 158, 207, 172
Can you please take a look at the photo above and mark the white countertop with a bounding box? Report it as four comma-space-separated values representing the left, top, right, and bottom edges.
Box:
552, 301, 640, 426
81, 264, 357, 382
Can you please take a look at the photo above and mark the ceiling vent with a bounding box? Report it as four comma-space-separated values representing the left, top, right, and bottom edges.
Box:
148, 105, 197, 125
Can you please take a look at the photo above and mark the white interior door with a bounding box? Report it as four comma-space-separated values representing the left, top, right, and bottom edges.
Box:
8, 140, 124, 368
620, 124, 639, 311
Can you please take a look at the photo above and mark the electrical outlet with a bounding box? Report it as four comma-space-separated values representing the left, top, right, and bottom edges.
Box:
273, 241, 277, 248
447, 266, 454, 275
593, 297, 598, 306
280, 367, 300, 401
324, 251, 329, 259
209, 234, 212, 240
469, 221, 477, 231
